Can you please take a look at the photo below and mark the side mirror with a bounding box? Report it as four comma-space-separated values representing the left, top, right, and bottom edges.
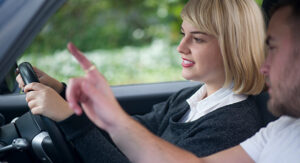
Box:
0, 63, 19, 95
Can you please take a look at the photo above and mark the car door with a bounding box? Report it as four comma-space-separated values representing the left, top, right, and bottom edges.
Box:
0, 80, 199, 123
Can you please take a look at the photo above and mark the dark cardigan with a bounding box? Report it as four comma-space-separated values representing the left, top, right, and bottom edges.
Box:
58, 85, 263, 162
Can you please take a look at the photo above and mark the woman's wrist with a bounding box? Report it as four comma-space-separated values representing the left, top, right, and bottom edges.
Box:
56, 107, 74, 122
53, 81, 64, 94
52, 97, 74, 122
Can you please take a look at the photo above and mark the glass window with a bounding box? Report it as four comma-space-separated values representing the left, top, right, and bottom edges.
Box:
18, 0, 263, 85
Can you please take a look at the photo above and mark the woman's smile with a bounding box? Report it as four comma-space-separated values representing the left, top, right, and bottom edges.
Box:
181, 58, 195, 68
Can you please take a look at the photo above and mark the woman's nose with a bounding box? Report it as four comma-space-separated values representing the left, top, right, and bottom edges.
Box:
177, 38, 190, 55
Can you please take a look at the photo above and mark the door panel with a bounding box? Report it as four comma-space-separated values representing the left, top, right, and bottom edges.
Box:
0, 81, 200, 123
114, 81, 200, 115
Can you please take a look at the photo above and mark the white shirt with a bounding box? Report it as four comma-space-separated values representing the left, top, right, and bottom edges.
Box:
180, 84, 247, 122
241, 116, 300, 163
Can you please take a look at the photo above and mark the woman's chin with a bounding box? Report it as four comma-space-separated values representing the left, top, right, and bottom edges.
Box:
181, 73, 204, 83
182, 73, 195, 81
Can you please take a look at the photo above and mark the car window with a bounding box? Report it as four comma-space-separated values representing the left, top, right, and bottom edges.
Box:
18, 0, 263, 86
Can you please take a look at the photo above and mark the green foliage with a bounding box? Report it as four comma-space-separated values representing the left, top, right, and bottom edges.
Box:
25, 0, 187, 54
256, 0, 263, 5
20, 40, 184, 85
25, 0, 263, 54
21, 0, 265, 85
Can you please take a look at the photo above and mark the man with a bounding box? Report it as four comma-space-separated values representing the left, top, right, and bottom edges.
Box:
65, 0, 300, 162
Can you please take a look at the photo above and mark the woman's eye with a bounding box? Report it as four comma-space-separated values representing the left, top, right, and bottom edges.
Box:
194, 38, 204, 43
180, 32, 185, 36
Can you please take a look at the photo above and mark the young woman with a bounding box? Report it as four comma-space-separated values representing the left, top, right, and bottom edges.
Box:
19, 0, 266, 162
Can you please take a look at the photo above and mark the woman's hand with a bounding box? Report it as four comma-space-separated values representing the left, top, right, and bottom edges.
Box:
24, 82, 74, 122
16, 66, 64, 94
66, 42, 129, 131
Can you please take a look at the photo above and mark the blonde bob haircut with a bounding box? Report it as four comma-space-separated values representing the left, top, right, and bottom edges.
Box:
181, 0, 266, 95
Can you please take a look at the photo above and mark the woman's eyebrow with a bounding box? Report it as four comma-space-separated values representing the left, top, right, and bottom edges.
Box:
190, 31, 207, 35
180, 27, 207, 35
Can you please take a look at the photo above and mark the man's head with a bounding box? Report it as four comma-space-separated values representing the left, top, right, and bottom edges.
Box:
261, 0, 300, 118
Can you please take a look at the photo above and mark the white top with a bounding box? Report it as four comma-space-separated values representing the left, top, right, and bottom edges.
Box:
241, 116, 300, 163
180, 84, 247, 122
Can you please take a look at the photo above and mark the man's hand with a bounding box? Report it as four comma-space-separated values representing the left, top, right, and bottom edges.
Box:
66, 42, 128, 131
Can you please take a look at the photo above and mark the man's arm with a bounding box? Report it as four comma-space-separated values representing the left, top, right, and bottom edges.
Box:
66, 42, 255, 163
108, 115, 255, 163
204, 145, 254, 163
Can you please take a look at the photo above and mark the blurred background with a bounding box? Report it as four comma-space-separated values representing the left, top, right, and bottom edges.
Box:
19, 0, 263, 85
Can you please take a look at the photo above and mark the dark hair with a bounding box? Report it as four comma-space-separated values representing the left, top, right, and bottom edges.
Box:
270, 0, 300, 19
262, 0, 279, 21
270, 0, 300, 43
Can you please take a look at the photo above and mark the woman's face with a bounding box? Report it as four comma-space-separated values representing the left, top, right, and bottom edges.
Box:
177, 20, 225, 84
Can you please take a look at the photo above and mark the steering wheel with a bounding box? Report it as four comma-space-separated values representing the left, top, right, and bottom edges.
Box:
17, 62, 78, 163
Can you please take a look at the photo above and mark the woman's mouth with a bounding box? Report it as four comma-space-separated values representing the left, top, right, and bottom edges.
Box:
181, 58, 195, 68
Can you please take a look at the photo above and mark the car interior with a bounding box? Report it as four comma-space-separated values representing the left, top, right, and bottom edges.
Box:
0, 0, 278, 162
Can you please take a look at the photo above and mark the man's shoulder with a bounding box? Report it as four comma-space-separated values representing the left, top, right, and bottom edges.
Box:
268, 116, 300, 131
252, 116, 300, 140
241, 116, 300, 162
